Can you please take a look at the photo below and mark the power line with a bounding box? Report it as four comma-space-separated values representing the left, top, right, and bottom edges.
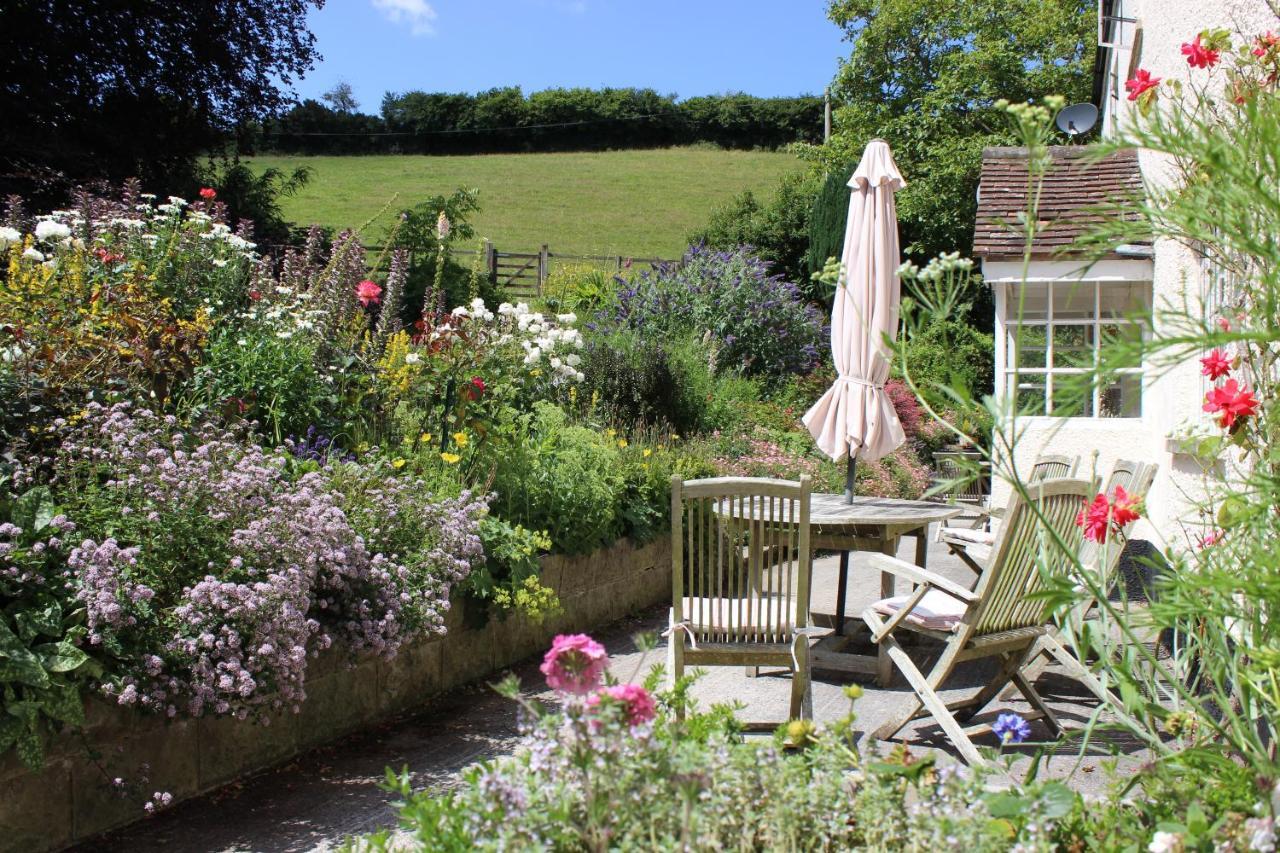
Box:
261, 112, 691, 138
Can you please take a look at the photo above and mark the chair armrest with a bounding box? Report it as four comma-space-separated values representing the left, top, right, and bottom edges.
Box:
864, 553, 978, 603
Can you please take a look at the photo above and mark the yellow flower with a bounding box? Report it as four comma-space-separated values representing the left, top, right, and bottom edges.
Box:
606, 428, 617, 438
452, 431, 469, 448
391, 458, 407, 469
530, 368, 542, 377
420, 432, 433, 444
643, 448, 652, 458
441, 452, 461, 464
671, 433, 681, 441
617, 438, 628, 448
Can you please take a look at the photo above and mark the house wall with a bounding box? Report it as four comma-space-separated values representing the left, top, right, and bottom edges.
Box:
989, 0, 1276, 549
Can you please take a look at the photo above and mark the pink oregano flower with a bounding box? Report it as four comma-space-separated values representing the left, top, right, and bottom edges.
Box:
587, 683, 657, 727
540, 634, 608, 694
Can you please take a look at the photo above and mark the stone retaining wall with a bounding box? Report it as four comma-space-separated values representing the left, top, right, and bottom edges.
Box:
0, 536, 672, 853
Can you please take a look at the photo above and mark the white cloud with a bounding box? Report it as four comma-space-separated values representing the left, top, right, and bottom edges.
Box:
372, 0, 438, 36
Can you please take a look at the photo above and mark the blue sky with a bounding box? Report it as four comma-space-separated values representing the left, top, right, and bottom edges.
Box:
294, 1, 849, 112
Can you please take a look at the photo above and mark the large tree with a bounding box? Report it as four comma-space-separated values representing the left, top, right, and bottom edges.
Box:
0, 0, 323, 203
822, 0, 1096, 260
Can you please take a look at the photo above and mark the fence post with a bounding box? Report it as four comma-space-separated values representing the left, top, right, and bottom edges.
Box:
538, 243, 549, 294
484, 239, 497, 286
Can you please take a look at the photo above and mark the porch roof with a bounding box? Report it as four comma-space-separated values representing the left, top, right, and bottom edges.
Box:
972, 145, 1148, 261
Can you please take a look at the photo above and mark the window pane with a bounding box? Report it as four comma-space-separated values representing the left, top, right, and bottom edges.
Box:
1009, 283, 1049, 320
1052, 377, 1094, 417
1011, 324, 1048, 369
1013, 380, 1047, 416
1100, 373, 1142, 417
1099, 282, 1150, 318
1052, 281, 1095, 320
1051, 325, 1094, 368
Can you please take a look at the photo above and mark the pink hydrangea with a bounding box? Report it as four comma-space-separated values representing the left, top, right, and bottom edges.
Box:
540, 634, 608, 695
587, 683, 657, 727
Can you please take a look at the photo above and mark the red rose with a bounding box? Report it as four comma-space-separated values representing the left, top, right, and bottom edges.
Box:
1125, 69, 1162, 101
1200, 349, 1232, 381
199, 187, 217, 200
355, 279, 382, 307
1203, 378, 1260, 429
1182, 34, 1220, 69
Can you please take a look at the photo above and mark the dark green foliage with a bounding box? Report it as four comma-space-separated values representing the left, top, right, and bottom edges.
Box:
896, 315, 995, 410
687, 170, 818, 285
0, 0, 322, 207
196, 162, 313, 247
823, 0, 1097, 260
389, 188, 496, 318
254, 88, 824, 155
805, 164, 854, 283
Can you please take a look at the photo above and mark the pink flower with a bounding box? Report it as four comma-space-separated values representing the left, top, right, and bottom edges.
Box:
1200, 349, 1233, 380
1076, 494, 1112, 543
1126, 69, 1162, 101
587, 683, 657, 727
356, 279, 383, 307
1203, 378, 1260, 429
1182, 34, 1221, 69
1110, 485, 1143, 528
540, 634, 608, 695
1217, 317, 1232, 332
1199, 529, 1224, 548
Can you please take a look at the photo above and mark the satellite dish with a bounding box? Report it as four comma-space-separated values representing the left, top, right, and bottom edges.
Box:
1056, 102, 1099, 137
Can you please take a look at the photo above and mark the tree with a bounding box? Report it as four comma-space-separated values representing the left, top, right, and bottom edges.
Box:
321, 81, 360, 114
0, 0, 324, 204
821, 0, 1096, 261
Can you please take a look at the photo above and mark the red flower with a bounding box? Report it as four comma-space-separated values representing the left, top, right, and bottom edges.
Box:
586, 683, 657, 727
94, 246, 124, 264
1200, 349, 1233, 380
248, 289, 262, 302
1076, 494, 1112, 543
1110, 485, 1143, 528
1253, 31, 1279, 57
1125, 69, 1162, 101
1182, 34, 1221, 69
464, 375, 487, 401
199, 187, 217, 200
356, 279, 382, 307
1203, 378, 1260, 429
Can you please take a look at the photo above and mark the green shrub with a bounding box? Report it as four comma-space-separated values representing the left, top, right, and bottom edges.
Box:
540, 263, 617, 315
897, 315, 995, 407
805, 163, 853, 286
688, 168, 817, 284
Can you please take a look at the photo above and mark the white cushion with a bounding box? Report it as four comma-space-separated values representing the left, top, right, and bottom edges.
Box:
943, 528, 996, 546
872, 588, 967, 632
679, 596, 798, 635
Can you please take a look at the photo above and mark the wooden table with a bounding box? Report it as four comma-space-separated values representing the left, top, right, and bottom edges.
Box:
722, 493, 962, 686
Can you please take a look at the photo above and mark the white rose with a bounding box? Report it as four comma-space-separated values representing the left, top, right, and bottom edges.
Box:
527, 346, 541, 361
470, 297, 486, 311
34, 220, 71, 242
498, 302, 515, 315
574, 370, 585, 382
550, 357, 562, 369
557, 313, 577, 325
0, 226, 19, 249
566, 353, 581, 367
405, 353, 421, 364
22, 247, 44, 262
452, 307, 469, 318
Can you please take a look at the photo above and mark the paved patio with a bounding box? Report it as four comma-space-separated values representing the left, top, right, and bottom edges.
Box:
74, 537, 1146, 852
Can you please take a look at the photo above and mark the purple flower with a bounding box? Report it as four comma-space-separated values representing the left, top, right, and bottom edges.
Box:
992, 713, 1032, 744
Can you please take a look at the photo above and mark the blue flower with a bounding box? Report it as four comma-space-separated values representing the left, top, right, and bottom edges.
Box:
992, 713, 1032, 745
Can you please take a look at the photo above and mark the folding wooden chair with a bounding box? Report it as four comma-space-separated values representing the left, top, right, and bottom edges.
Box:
667, 476, 816, 725
1015, 460, 1159, 698
861, 477, 1092, 765
940, 453, 1080, 574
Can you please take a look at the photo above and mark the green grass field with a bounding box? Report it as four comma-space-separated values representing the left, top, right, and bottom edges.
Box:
247, 148, 801, 258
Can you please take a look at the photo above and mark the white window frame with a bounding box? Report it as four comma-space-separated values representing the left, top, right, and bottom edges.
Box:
987, 260, 1154, 421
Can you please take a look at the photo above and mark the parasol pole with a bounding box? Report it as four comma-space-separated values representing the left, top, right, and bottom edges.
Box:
844, 453, 856, 503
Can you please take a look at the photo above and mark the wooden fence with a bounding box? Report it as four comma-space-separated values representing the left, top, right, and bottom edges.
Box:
358, 241, 680, 299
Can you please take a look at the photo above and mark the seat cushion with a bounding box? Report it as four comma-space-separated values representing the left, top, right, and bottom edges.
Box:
872, 588, 967, 632
678, 596, 799, 636
942, 527, 996, 547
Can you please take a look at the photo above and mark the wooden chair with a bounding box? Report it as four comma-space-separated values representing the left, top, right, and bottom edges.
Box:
861, 477, 1092, 765
940, 453, 1080, 574
931, 450, 989, 529
1015, 460, 1160, 698
668, 475, 815, 724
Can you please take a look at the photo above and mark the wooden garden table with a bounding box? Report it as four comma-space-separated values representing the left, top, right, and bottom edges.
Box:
721, 493, 962, 686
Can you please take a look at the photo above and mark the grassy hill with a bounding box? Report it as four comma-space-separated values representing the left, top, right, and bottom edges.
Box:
247, 148, 801, 258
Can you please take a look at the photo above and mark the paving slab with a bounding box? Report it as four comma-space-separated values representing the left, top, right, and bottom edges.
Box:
71, 537, 1147, 852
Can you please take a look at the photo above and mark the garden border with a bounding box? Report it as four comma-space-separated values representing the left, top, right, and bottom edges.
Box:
0, 536, 671, 853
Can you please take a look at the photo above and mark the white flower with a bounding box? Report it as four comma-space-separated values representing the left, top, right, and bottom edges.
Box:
526, 346, 541, 362
0, 226, 19, 249
566, 353, 581, 367
470, 297, 486, 311
41, 260, 56, 270
276, 331, 293, 340
498, 302, 515, 315
167, 196, 188, 207
1148, 831, 1181, 853
550, 357, 562, 369
226, 235, 256, 251
404, 353, 421, 365
451, 306, 469, 318
573, 337, 585, 350
34, 220, 71, 242
110, 217, 145, 229
528, 322, 542, 334
212, 259, 228, 268
556, 313, 577, 325
22, 247, 44, 262
574, 370, 585, 382
515, 302, 530, 315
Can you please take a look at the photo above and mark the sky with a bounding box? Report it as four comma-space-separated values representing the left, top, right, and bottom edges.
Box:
292, 0, 850, 112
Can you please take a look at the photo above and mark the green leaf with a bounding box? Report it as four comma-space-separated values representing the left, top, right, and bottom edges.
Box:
14, 725, 43, 771
1037, 781, 1076, 820
0, 646, 49, 688
34, 641, 89, 674
984, 792, 1028, 819
40, 682, 85, 727
0, 716, 24, 751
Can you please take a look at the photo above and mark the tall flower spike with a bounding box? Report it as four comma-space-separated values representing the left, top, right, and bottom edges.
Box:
377, 248, 409, 342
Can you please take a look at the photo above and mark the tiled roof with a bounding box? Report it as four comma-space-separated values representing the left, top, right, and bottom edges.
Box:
973, 146, 1147, 260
